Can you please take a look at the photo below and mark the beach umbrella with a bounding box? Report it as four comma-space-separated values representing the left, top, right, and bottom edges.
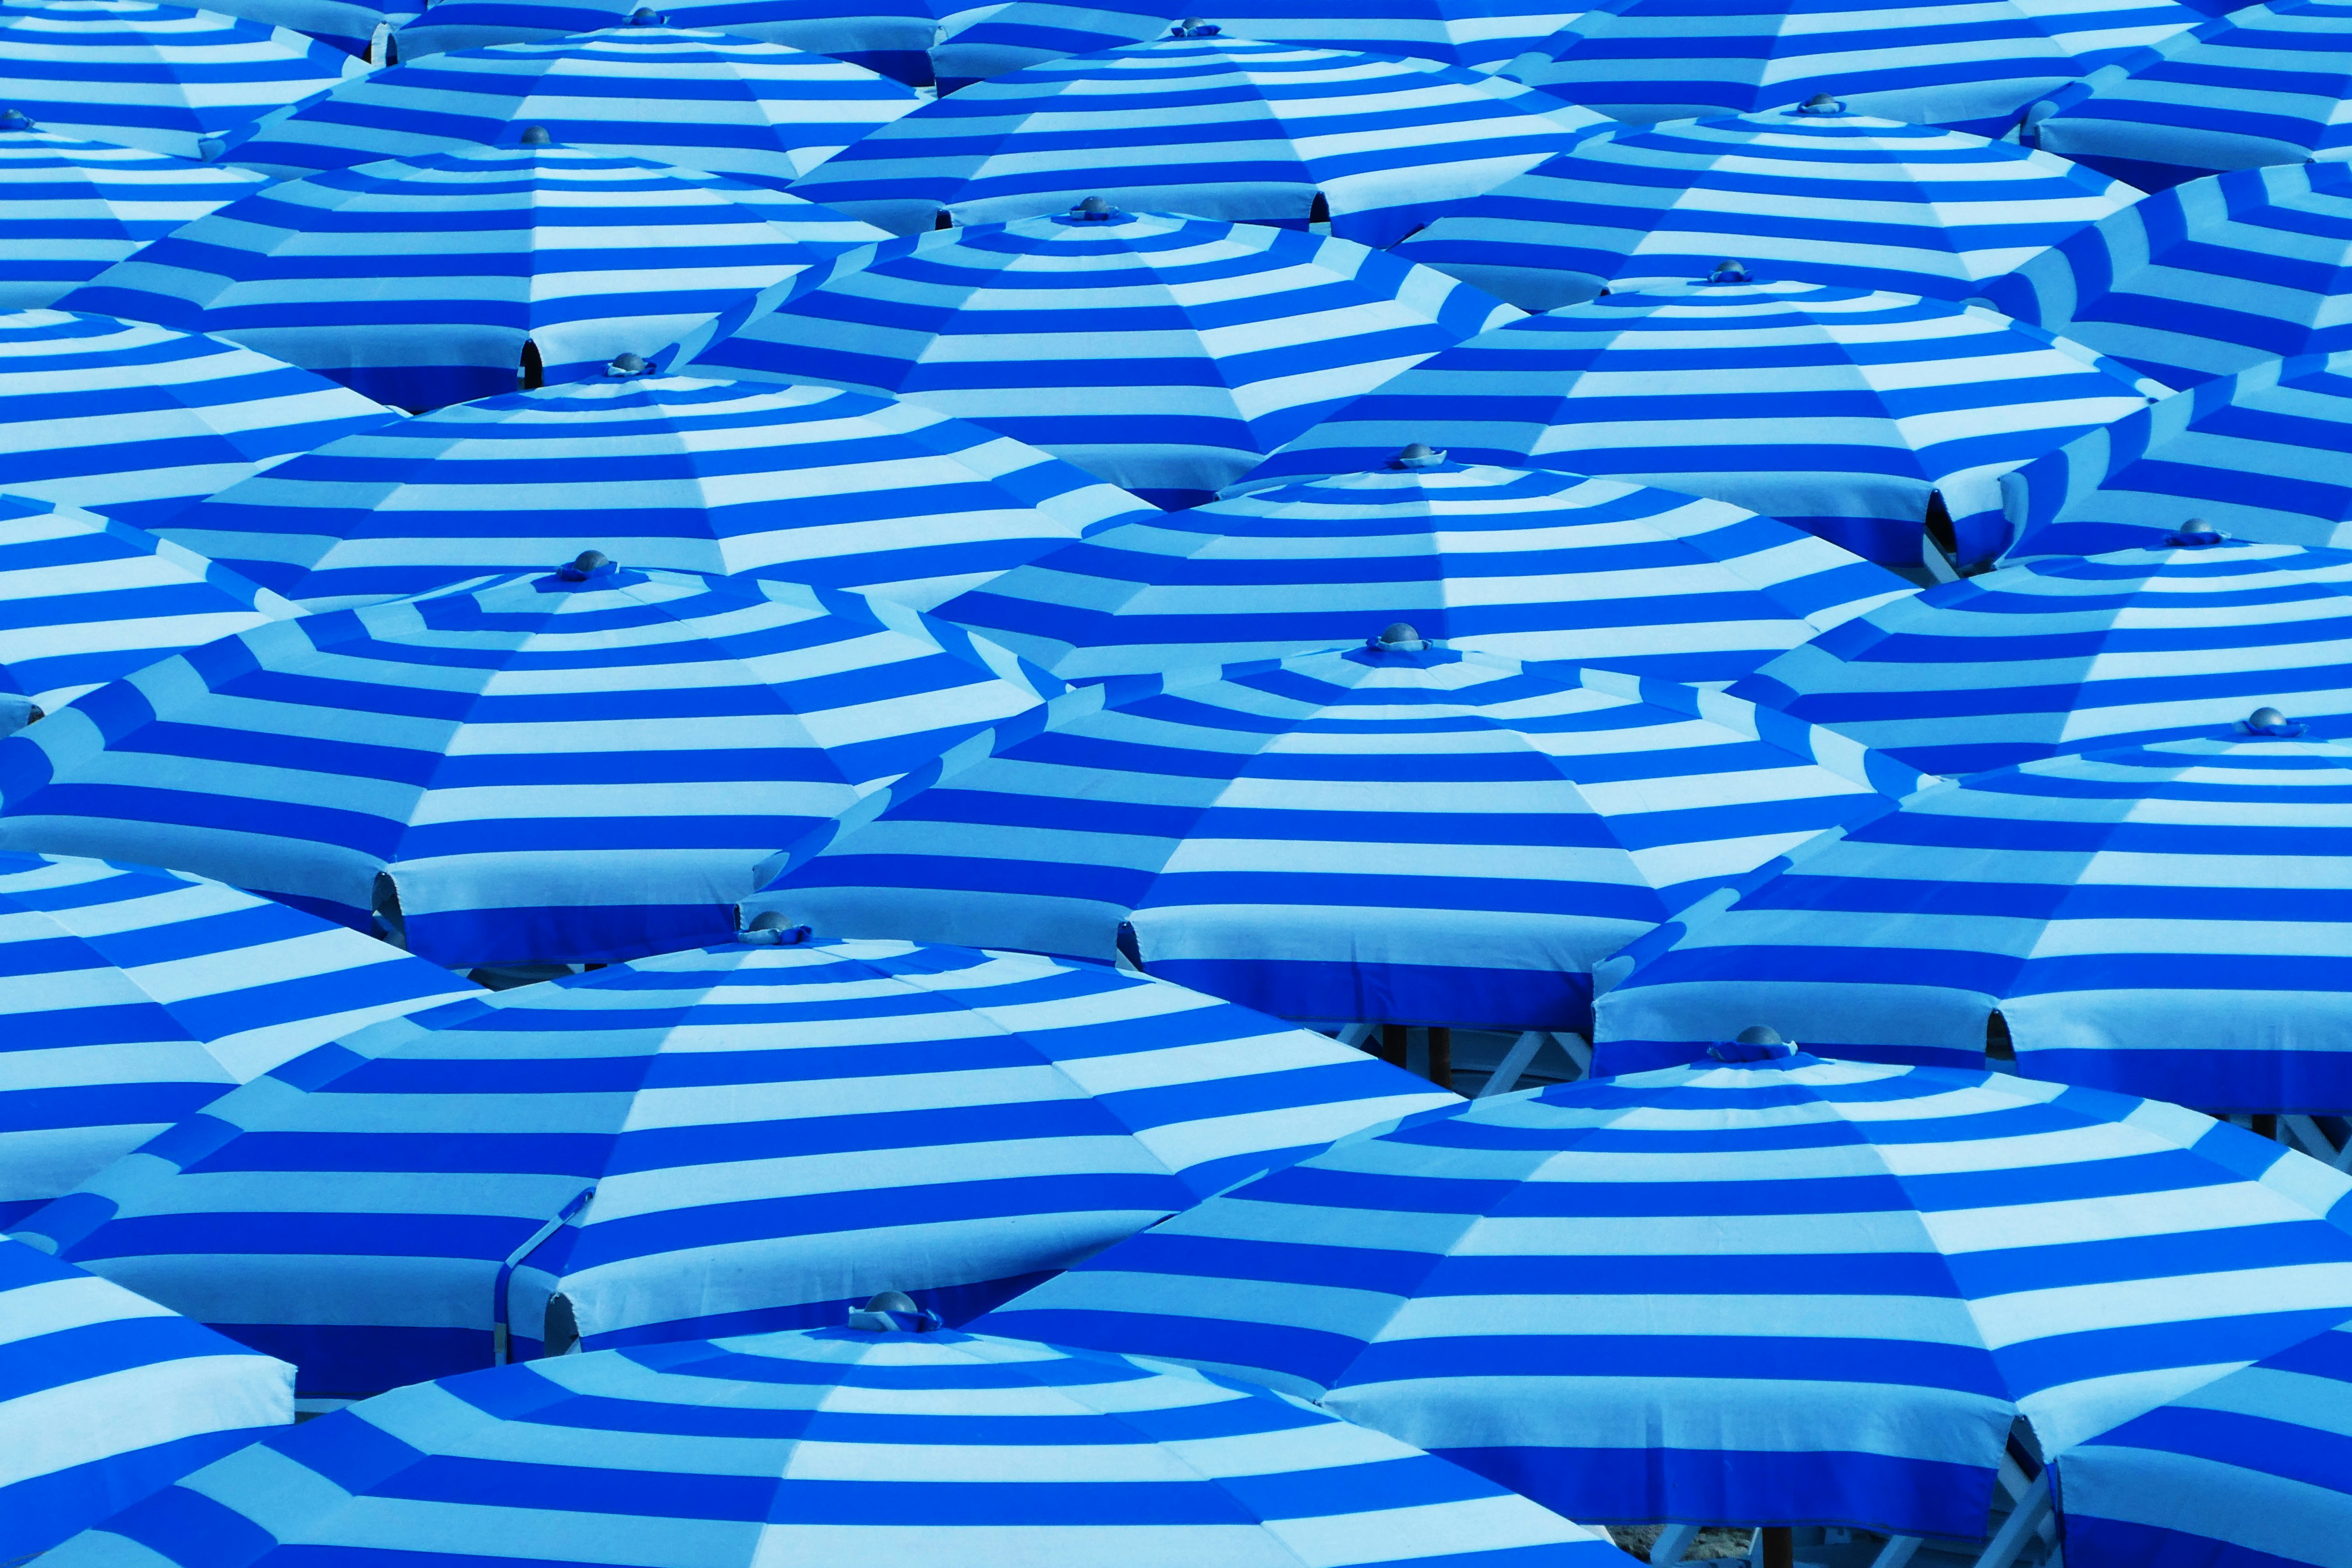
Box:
1978, 164, 2352, 394
0, 0, 367, 159
1729, 536, 2352, 775
213, 24, 921, 189
62, 139, 868, 413
0, 563, 1063, 967
398, 0, 949, 86
0, 849, 475, 1229
928, 3, 1583, 90
936, 453, 1911, 685
15, 938, 1458, 1395
0, 490, 302, 729
977, 1049, 2352, 1541
1393, 100, 2138, 312
1590, 716, 2352, 1107
0, 109, 267, 309
0, 309, 395, 530
0, 1234, 291, 1561
150, 374, 1150, 611
2026, 0, 2352, 191
784, 32, 1608, 247
38, 1320, 1617, 1568
2001, 352, 2352, 558
740, 639, 1925, 1034
1242, 278, 2167, 571
188, 0, 414, 60
1496, 0, 2203, 139
661, 207, 1519, 510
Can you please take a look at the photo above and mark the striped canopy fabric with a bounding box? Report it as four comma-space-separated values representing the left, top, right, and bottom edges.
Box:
0, 490, 300, 728
0, 850, 475, 1230
188, 0, 414, 60
0, 565, 1064, 967
977, 1053, 2352, 1539
2001, 352, 2352, 558
664, 209, 1520, 510
398, 0, 948, 86
0, 309, 396, 530
16, 939, 1458, 1396
1393, 103, 2139, 312
0, 0, 367, 159
0, 115, 266, 309
214, 26, 923, 189
1978, 163, 2352, 394
0, 1233, 291, 1562
936, 456, 1912, 685
741, 645, 1925, 1033
2029, 0, 2352, 191
783, 34, 1610, 247
151, 374, 1150, 611
1496, 0, 2204, 138
1730, 539, 2352, 776
1591, 725, 2352, 1109
62, 142, 868, 413
41, 1325, 1618, 1568
1242, 279, 2168, 570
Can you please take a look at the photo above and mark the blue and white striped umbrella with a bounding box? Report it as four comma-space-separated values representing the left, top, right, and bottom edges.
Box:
214, 25, 921, 188
0, 111, 267, 309
191, 0, 413, 61
741, 642, 1924, 1033
152, 374, 1149, 611
41, 1322, 1617, 1568
0, 0, 367, 159
0, 490, 300, 727
63, 141, 868, 413
783, 34, 1609, 246
1393, 102, 2139, 312
665, 208, 1520, 510
2028, 0, 2352, 191
1243, 279, 2169, 570
0, 564, 1063, 967
1979, 164, 2352, 393
0, 849, 475, 1229
0, 1234, 291, 1562
17, 938, 1458, 1396
936, 455, 1912, 684
1497, 0, 2203, 138
1732, 538, 2352, 775
0, 309, 396, 530
398, 0, 948, 85
2001, 352, 2352, 558
978, 1050, 2352, 1539
1591, 721, 2352, 1107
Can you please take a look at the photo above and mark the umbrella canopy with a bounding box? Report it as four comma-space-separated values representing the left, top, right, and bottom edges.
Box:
784, 33, 1609, 247
2002, 352, 2352, 558
2028, 0, 2352, 191
62, 140, 868, 413
1730, 537, 2352, 775
977, 1049, 2352, 1540
186, 0, 414, 60
16, 938, 1458, 1396
1979, 163, 2352, 394
0, 849, 475, 1230
398, 0, 948, 86
214, 25, 922, 188
0, 309, 396, 530
0, 490, 301, 729
40, 1322, 1617, 1568
937, 454, 1911, 685
0, 564, 1063, 967
1394, 101, 2138, 312
0, 110, 267, 309
150, 374, 1150, 611
1591, 719, 2352, 1108
1496, 0, 2203, 138
740, 640, 1925, 1033
1242, 279, 2167, 571
0, 1233, 291, 1561
0, 0, 367, 159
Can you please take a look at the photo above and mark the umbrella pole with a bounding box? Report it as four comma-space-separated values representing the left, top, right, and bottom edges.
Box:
1427, 1027, 1451, 1091
1759, 1526, 1793, 1568
1378, 1024, 1409, 1068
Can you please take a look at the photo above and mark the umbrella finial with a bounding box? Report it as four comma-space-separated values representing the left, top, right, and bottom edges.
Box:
607, 351, 650, 377
518, 124, 553, 146
1796, 91, 1845, 115
848, 1291, 942, 1333
1736, 1024, 1783, 1045
1706, 258, 1752, 285
1708, 1025, 1793, 1063
1168, 15, 1220, 36
559, 549, 614, 581
2165, 519, 2225, 546
1370, 622, 1430, 651
0, 107, 33, 132
627, 5, 663, 20
1388, 441, 1446, 470
1074, 195, 1117, 219
2239, 706, 2305, 737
